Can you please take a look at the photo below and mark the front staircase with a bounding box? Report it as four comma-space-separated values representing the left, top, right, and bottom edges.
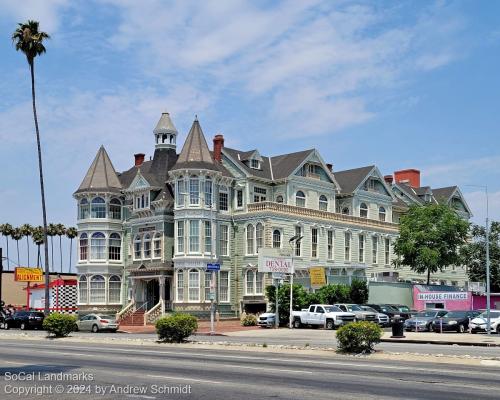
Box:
119, 309, 145, 326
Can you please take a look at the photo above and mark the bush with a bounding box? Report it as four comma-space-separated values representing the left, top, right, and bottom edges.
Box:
349, 279, 369, 304
155, 313, 198, 343
265, 284, 311, 326
241, 314, 257, 326
43, 313, 77, 338
336, 321, 382, 354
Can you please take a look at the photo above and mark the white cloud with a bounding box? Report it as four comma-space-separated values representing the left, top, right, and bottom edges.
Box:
464, 190, 500, 225
422, 156, 500, 185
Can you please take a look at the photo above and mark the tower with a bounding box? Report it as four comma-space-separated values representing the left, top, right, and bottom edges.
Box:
153, 112, 178, 150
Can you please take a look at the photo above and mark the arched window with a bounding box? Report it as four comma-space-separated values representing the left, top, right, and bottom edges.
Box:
256, 223, 264, 251
134, 235, 142, 260
91, 197, 106, 218
273, 229, 281, 248
153, 233, 162, 258
204, 177, 212, 207
143, 234, 151, 259
108, 275, 121, 304
188, 269, 200, 302
109, 198, 121, 220
89, 275, 105, 303
78, 275, 88, 303
90, 232, 106, 260
246, 270, 254, 295
79, 198, 89, 220
79, 233, 88, 261
276, 195, 284, 204
108, 233, 121, 261
296, 191, 306, 207
360, 203, 368, 218
319, 195, 328, 211
176, 270, 184, 302
189, 175, 199, 205
176, 177, 185, 207
246, 224, 255, 255
379, 206, 386, 222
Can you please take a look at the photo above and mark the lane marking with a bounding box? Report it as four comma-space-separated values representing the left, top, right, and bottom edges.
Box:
2, 361, 26, 365
147, 374, 222, 385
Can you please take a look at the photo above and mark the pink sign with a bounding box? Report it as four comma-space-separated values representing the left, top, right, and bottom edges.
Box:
413, 287, 472, 311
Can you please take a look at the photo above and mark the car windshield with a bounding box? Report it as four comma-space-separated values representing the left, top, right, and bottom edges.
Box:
361, 306, 377, 313
347, 305, 362, 311
396, 305, 410, 312
324, 306, 342, 313
99, 315, 115, 320
479, 311, 500, 319
444, 311, 467, 318
413, 311, 438, 318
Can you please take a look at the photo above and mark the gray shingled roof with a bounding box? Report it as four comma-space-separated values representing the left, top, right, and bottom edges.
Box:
153, 112, 178, 134
432, 186, 457, 204
271, 150, 315, 180
75, 146, 122, 194
333, 166, 374, 194
223, 147, 272, 179
395, 183, 424, 204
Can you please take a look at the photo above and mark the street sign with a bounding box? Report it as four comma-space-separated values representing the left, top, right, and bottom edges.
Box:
207, 263, 220, 271
208, 292, 216, 300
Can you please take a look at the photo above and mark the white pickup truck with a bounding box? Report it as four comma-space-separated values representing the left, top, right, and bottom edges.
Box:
291, 304, 356, 330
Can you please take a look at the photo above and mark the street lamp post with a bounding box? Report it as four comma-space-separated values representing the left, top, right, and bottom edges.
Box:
288, 235, 303, 329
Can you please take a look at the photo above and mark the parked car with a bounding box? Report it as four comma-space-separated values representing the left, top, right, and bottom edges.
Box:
431, 310, 481, 333
292, 305, 355, 329
366, 304, 411, 321
359, 306, 390, 327
404, 310, 448, 332
76, 314, 119, 333
3, 311, 45, 330
470, 310, 500, 334
334, 304, 378, 323
258, 312, 276, 328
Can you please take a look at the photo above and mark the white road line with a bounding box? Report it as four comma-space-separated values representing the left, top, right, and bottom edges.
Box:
147, 374, 222, 385
2, 361, 26, 365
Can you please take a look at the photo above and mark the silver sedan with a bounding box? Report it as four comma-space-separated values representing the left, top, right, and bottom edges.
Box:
76, 314, 119, 333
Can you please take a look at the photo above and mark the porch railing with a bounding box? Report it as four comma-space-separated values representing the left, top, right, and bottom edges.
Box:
116, 300, 135, 322
145, 301, 163, 325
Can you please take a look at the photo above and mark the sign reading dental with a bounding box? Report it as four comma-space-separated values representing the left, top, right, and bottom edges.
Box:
258, 249, 293, 274
417, 292, 468, 301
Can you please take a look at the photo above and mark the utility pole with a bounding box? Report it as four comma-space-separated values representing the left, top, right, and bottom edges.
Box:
288, 235, 303, 329
485, 186, 491, 335
275, 279, 280, 329
0, 248, 3, 311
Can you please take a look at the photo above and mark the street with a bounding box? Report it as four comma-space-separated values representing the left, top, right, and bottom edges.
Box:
1, 338, 500, 400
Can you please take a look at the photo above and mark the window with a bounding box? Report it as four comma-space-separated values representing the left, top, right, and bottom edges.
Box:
189, 176, 199, 205
359, 235, 365, 263
250, 159, 260, 169
220, 271, 229, 302
91, 197, 106, 218
188, 269, 200, 302
176, 270, 184, 302
109, 198, 121, 220
153, 233, 162, 258
89, 275, 105, 303
295, 226, 302, 257
246, 224, 255, 255
134, 193, 150, 210
204, 271, 213, 301
220, 225, 229, 256
204, 177, 212, 207
204, 221, 212, 255
296, 191, 306, 207
372, 236, 378, 264
344, 232, 351, 261
384, 238, 390, 265
273, 229, 282, 249
256, 223, 264, 252
177, 221, 185, 253
253, 187, 267, 202
276, 195, 284, 203
79, 233, 88, 261
219, 187, 228, 211
341, 207, 350, 215
78, 275, 88, 303
246, 270, 254, 295
189, 221, 200, 253
327, 231, 333, 260
90, 232, 106, 260
143, 234, 151, 259
237, 190, 243, 208
134, 235, 142, 259
256, 271, 263, 294
319, 195, 328, 211
246, 270, 263, 294
311, 228, 318, 258
108, 275, 121, 303
108, 233, 121, 261
176, 178, 185, 207
79, 199, 89, 220
360, 203, 368, 218
379, 206, 386, 222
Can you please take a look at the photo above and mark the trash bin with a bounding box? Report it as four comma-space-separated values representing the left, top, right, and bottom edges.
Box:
391, 317, 405, 338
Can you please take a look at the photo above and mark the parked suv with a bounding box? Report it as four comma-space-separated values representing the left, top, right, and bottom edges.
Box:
334, 304, 378, 322
366, 304, 411, 321
4, 311, 45, 330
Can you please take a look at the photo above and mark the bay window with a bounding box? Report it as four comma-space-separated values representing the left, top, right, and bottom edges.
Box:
188, 269, 200, 302
90, 232, 106, 260
189, 221, 199, 253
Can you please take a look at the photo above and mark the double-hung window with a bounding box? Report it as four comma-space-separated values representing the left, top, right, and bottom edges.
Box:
311, 228, 318, 258
189, 221, 199, 253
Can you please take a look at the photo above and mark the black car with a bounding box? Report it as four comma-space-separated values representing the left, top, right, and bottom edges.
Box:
366, 304, 411, 321
4, 311, 45, 330
431, 310, 481, 333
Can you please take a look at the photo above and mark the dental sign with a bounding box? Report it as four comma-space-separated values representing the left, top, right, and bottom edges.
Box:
258, 250, 293, 274
417, 292, 468, 301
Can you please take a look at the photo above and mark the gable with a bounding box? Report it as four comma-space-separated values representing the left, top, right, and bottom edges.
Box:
292, 149, 338, 186
355, 167, 394, 199
128, 172, 150, 191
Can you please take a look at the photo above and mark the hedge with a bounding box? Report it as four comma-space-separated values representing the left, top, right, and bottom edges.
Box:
156, 313, 198, 343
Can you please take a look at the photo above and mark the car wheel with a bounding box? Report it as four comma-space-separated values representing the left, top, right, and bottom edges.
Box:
293, 319, 302, 329
471, 330, 477, 334
496, 325, 500, 335
458, 324, 465, 333
20, 322, 26, 330
91, 324, 99, 333
73, 324, 79, 332
326, 320, 334, 330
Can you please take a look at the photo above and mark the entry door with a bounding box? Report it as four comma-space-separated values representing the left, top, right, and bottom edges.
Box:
146, 280, 160, 309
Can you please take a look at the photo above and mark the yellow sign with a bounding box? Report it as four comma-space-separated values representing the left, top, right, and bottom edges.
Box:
309, 267, 326, 287
14, 267, 43, 283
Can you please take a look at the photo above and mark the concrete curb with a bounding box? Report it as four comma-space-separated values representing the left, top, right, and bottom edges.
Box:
381, 338, 500, 347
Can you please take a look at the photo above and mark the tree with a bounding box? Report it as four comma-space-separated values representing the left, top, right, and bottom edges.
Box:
66, 227, 77, 273
47, 223, 58, 272
349, 279, 369, 304
55, 223, 66, 273
20, 224, 33, 266
461, 222, 500, 293
32, 226, 45, 267
0, 224, 13, 270
265, 283, 310, 326
12, 20, 51, 315
316, 284, 351, 304
11, 228, 23, 266
393, 204, 469, 284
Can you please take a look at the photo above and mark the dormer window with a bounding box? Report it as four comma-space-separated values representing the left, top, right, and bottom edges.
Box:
134, 192, 150, 210
250, 159, 260, 169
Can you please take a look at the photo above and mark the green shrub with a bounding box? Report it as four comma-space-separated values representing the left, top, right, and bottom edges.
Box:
349, 279, 369, 304
43, 313, 77, 338
155, 313, 198, 343
241, 314, 258, 326
336, 321, 382, 353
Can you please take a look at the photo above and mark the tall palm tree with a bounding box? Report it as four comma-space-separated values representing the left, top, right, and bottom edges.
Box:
55, 223, 66, 273
66, 227, 77, 273
0, 224, 13, 270
12, 20, 51, 315
32, 226, 45, 268
20, 224, 33, 266
47, 223, 57, 272
11, 228, 23, 266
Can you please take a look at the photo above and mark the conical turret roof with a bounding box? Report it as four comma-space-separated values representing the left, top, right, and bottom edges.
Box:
75, 146, 122, 194
153, 112, 178, 134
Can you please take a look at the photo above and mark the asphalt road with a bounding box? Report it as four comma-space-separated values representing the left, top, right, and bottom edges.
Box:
1, 339, 500, 400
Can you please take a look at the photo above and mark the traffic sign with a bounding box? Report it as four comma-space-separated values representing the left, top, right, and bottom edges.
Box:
207, 263, 220, 271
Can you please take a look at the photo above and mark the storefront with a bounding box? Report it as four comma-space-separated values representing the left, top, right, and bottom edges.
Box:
413, 285, 471, 311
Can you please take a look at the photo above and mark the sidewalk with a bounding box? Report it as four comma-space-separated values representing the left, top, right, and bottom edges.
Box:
381, 331, 500, 347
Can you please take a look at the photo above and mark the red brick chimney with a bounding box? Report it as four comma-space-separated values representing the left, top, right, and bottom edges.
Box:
394, 169, 420, 188
134, 153, 145, 167
326, 163, 333, 172
384, 175, 394, 185
213, 134, 224, 162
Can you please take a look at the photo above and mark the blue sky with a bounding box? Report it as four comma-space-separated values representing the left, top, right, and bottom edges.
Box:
1, 0, 499, 236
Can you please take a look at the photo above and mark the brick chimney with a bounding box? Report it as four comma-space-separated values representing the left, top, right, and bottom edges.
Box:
384, 175, 394, 185
394, 169, 420, 188
134, 153, 145, 167
326, 163, 333, 172
213, 134, 224, 162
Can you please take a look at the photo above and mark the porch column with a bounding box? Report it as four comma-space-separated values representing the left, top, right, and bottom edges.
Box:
159, 276, 166, 315
347, 270, 353, 285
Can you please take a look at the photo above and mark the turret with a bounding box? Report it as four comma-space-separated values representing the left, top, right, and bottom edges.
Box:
153, 112, 178, 150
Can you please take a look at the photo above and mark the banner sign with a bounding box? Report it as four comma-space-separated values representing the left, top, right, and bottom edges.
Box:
14, 267, 43, 283
417, 292, 468, 301
258, 254, 293, 274
309, 267, 326, 287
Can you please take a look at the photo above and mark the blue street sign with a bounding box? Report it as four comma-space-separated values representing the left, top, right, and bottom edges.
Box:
207, 263, 221, 271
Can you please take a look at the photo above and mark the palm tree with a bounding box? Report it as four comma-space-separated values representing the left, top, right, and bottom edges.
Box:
0, 224, 13, 270
47, 223, 57, 272
55, 223, 66, 273
11, 228, 23, 266
32, 226, 45, 267
12, 20, 51, 315
20, 224, 33, 266
66, 227, 77, 273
